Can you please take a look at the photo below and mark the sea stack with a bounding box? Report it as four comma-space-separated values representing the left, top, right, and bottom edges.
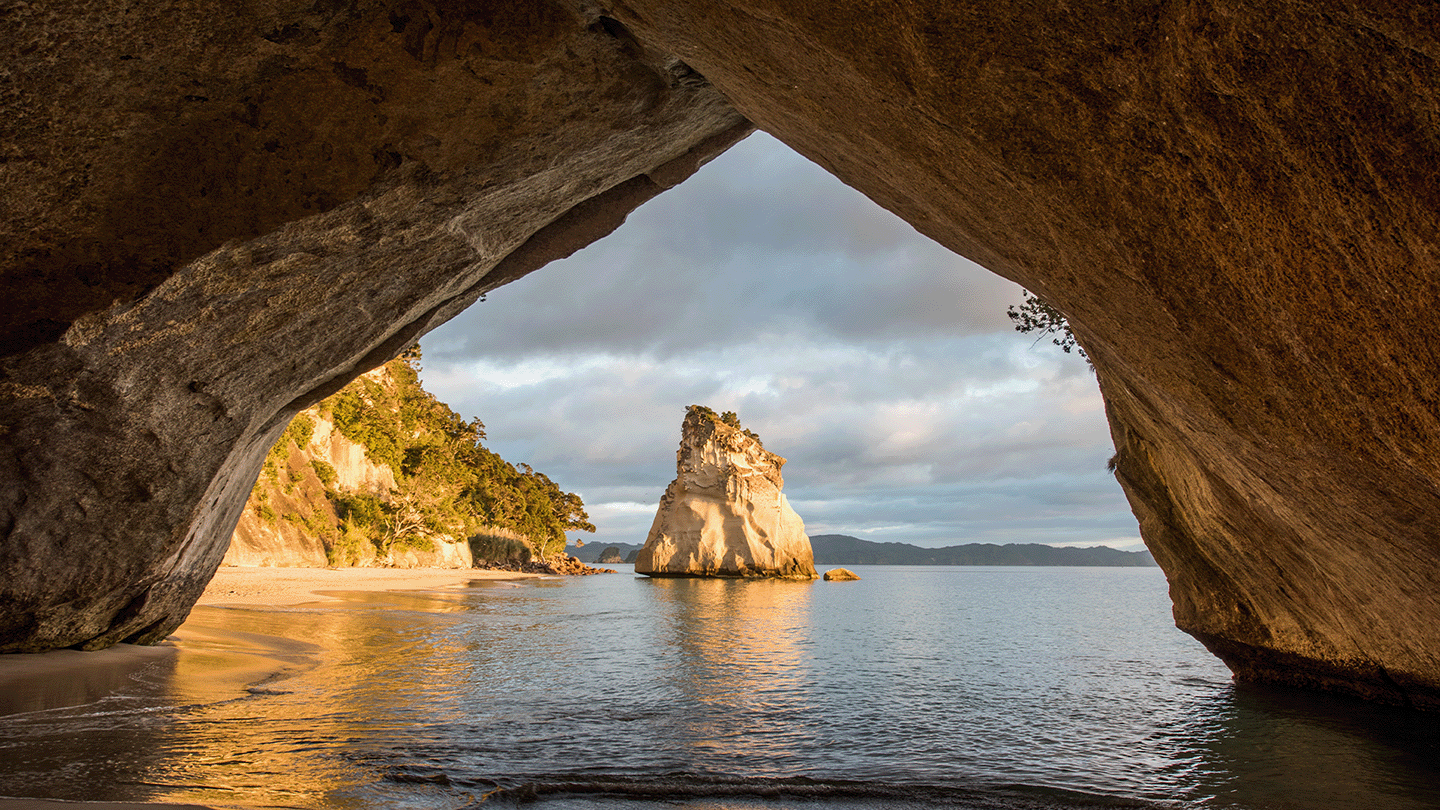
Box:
636, 406, 817, 579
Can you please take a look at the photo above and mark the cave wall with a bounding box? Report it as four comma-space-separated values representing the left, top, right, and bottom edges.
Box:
602, 0, 1440, 707
0, 0, 747, 651
4, 0, 1440, 708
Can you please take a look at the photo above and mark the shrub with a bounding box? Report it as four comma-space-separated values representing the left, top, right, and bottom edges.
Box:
310, 458, 338, 489
391, 534, 436, 553
284, 413, 316, 449
327, 521, 368, 567
469, 531, 534, 566
333, 492, 386, 529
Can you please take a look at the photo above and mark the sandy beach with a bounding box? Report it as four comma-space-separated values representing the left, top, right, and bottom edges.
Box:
0, 566, 547, 810
0, 566, 532, 709
195, 564, 543, 607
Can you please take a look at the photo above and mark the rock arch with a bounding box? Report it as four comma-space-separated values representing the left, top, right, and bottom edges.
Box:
4, 0, 1439, 708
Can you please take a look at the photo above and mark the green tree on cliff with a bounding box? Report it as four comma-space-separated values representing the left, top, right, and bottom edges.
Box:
322, 353, 593, 558
1007, 290, 1089, 364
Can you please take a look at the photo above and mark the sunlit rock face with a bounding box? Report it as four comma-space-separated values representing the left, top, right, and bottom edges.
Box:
636, 407, 817, 579
606, 1, 1440, 707
0, 0, 747, 652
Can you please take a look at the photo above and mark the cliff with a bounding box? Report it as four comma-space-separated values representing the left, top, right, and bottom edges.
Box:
636, 407, 817, 579
228, 357, 591, 571
225, 368, 394, 567
598, 2, 1440, 708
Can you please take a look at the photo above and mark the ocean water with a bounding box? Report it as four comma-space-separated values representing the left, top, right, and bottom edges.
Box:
1, 565, 1438, 810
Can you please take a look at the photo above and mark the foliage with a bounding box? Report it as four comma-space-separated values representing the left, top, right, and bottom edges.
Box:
332, 491, 386, 530
269, 414, 316, 463
310, 458, 338, 489
320, 356, 592, 560
468, 530, 534, 566
327, 521, 368, 567
249, 354, 593, 566
690, 404, 763, 444
1007, 290, 1089, 363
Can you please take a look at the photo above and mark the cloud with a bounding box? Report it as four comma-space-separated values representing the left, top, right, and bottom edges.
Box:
420, 133, 1137, 550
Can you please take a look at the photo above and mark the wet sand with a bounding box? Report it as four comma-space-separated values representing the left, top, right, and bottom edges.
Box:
0, 566, 543, 810
0, 795, 213, 801
0, 566, 541, 710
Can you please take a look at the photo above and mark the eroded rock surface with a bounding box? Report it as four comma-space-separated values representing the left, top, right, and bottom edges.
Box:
0, 0, 747, 652
636, 407, 816, 579
605, 0, 1440, 707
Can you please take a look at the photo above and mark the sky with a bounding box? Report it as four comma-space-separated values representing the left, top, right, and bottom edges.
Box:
419, 132, 1142, 551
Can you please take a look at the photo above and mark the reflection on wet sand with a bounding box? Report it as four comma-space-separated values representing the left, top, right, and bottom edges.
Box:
139, 592, 486, 808
0, 586, 491, 809
0, 644, 177, 717
0, 606, 319, 806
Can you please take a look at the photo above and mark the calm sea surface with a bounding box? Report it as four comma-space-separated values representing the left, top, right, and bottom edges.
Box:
1, 565, 1438, 810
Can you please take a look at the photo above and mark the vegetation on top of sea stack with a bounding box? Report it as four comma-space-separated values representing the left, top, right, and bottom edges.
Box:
687, 403, 762, 444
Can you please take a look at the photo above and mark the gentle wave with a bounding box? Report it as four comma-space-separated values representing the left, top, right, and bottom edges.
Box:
382, 770, 1174, 809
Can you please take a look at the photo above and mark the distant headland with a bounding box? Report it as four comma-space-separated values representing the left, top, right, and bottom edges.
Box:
572, 534, 1154, 567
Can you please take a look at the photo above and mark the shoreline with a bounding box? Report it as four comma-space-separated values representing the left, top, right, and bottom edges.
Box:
0, 566, 549, 810
0, 795, 216, 801
1, 566, 547, 694
195, 564, 544, 607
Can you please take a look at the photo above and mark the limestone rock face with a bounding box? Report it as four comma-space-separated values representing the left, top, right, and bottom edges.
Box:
636, 408, 817, 579
0, 0, 747, 652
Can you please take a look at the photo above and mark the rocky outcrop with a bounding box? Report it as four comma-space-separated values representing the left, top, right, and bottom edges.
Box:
603, 1, 1440, 707
4, 0, 1440, 709
636, 407, 816, 579
225, 370, 395, 568
822, 569, 860, 582
0, 0, 747, 652
486, 555, 615, 576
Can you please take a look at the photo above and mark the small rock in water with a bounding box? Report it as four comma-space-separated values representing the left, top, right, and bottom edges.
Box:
823, 568, 860, 581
